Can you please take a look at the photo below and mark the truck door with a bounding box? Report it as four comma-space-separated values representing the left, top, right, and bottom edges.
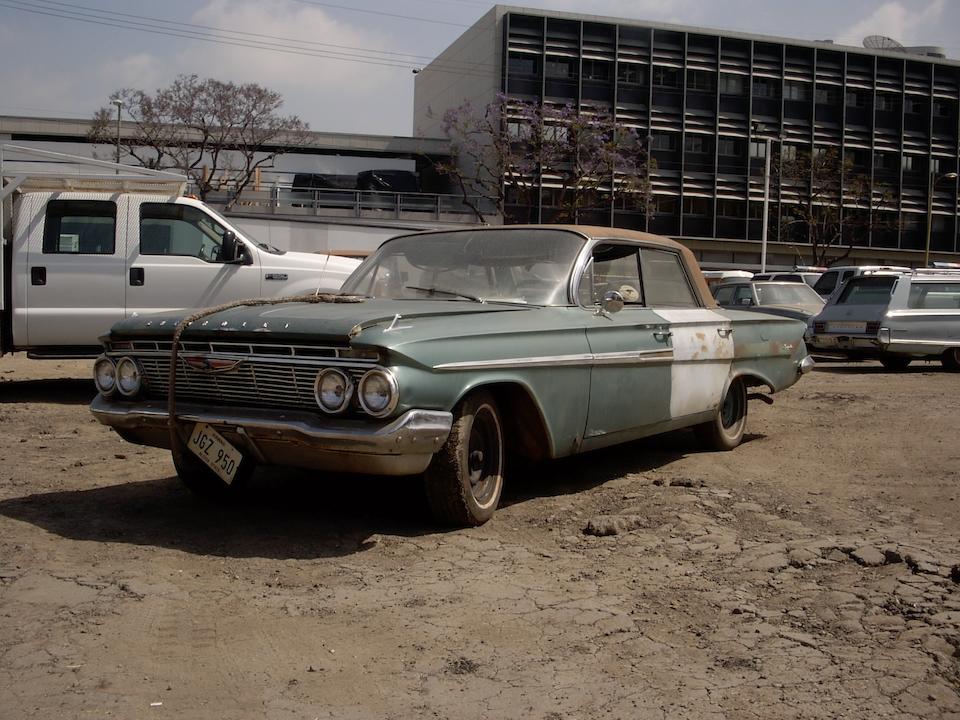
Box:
24, 196, 125, 353
125, 201, 261, 318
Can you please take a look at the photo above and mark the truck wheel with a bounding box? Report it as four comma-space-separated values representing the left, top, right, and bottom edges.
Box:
879, 355, 911, 371
694, 377, 747, 451
171, 437, 253, 501
424, 391, 504, 526
942, 348, 960, 373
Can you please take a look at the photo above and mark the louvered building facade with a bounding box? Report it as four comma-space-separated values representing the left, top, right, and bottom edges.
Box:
414, 6, 960, 268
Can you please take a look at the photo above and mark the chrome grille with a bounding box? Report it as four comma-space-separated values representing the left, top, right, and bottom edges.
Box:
107, 342, 378, 412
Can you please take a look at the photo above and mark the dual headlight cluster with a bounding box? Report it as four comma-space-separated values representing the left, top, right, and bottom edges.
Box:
94, 356, 142, 397
314, 368, 398, 418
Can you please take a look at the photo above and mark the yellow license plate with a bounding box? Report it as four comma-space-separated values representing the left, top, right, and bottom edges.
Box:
187, 423, 242, 484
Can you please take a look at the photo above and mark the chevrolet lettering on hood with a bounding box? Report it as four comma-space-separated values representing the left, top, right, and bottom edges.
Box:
90, 225, 813, 527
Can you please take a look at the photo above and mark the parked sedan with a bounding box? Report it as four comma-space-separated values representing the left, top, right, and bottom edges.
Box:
90, 226, 813, 526
713, 280, 825, 322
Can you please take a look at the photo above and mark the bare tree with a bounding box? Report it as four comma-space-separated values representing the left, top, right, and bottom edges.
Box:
775, 146, 897, 266
435, 94, 652, 224
90, 75, 308, 208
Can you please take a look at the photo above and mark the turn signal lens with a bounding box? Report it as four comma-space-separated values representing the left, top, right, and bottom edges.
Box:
93, 356, 116, 395
358, 369, 398, 417
115, 357, 142, 397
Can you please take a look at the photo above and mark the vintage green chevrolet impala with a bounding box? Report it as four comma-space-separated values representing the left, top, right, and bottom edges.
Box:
90, 226, 813, 525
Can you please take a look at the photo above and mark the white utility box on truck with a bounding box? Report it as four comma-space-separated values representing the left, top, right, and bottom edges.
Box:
1, 145, 359, 358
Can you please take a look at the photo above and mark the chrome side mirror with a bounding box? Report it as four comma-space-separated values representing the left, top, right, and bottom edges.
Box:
601, 290, 624, 315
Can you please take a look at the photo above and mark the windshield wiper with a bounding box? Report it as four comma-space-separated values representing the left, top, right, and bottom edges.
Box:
404, 285, 483, 303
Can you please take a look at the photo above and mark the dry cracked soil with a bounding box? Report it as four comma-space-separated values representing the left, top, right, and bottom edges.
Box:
0, 354, 958, 719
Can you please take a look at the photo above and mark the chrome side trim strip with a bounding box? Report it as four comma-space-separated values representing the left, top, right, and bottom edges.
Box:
433, 348, 674, 371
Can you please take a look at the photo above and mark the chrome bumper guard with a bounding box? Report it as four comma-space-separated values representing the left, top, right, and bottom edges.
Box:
90, 396, 453, 476
798, 355, 815, 375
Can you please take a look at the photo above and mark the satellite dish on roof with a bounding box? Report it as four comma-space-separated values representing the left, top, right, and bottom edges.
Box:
863, 35, 905, 51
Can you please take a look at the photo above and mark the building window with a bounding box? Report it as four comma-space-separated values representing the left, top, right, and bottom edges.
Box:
582, 59, 612, 82
902, 155, 917, 172
749, 140, 767, 159
650, 133, 678, 151
687, 69, 715, 92
846, 89, 869, 108
781, 144, 798, 162
876, 93, 898, 112
904, 97, 925, 114
545, 58, 576, 79
718, 137, 741, 156
874, 152, 898, 171
716, 199, 746, 218
652, 66, 681, 88
814, 86, 841, 104
684, 135, 711, 154
543, 124, 568, 142
784, 81, 810, 101
652, 196, 678, 214
508, 54, 539, 77
752, 78, 779, 99
617, 63, 645, 86
682, 197, 710, 216
933, 99, 953, 118
719, 73, 746, 95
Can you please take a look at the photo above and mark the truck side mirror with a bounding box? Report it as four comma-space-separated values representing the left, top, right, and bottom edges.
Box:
221, 230, 240, 263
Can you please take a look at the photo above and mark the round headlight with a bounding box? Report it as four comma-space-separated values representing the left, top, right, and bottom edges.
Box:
358, 369, 398, 418
115, 357, 142, 397
93, 356, 116, 395
314, 368, 353, 414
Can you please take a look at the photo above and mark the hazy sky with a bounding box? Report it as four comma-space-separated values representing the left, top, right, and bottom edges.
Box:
1, 0, 956, 136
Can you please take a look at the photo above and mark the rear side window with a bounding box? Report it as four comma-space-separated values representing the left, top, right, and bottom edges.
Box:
713, 285, 736, 305
907, 282, 960, 309
836, 276, 896, 305
640, 248, 698, 307
814, 271, 838, 294
42, 200, 116, 254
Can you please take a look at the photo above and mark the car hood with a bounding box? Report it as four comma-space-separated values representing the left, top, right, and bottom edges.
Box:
111, 298, 535, 344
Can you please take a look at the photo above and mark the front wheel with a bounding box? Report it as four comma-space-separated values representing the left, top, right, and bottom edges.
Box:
942, 348, 960, 373
424, 391, 504, 526
879, 354, 911, 371
694, 377, 747, 451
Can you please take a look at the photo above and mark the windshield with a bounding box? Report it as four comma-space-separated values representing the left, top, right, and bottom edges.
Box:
836, 276, 897, 305
754, 283, 825, 307
341, 228, 585, 305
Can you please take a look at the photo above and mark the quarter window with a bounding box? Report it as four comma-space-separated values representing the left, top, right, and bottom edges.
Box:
907, 282, 960, 309
42, 200, 116, 254
140, 204, 231, 262
640, 248, 698, 307
578, 244, 643, 307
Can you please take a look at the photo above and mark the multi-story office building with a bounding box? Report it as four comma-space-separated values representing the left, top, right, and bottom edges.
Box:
414, 5, 960, 267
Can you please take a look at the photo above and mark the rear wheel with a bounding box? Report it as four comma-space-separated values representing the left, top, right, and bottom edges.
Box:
879, 354, 911, 372
171, 431, 254, 501
694, 377, 747, 451
942, 348, 960, 373
424, 391, 504, 526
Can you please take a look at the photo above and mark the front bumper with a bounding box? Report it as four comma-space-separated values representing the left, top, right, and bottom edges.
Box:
90, 396, 453, 476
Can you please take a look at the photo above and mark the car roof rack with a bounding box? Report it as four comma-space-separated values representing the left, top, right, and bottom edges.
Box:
912, 267, 960, 277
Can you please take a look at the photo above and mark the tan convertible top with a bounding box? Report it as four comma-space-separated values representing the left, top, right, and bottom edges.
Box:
515, 224, 718, 309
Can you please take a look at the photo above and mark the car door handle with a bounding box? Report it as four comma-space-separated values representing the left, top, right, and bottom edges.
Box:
653, 330, 673, 341
718, 328, 734, 338
31, 266, 46, 285
129, 267, 145, 286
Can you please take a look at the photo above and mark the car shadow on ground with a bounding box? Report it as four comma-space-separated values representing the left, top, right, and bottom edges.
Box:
0, 378, 96, 405
0, 468, 440, 560
0, 429, 761, 558
813, 362, 947, 375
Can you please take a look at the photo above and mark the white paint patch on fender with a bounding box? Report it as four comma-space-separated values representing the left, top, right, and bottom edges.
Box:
653, 309, 735, 419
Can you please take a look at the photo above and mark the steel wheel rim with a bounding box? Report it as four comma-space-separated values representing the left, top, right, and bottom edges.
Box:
467, 405, 501, 506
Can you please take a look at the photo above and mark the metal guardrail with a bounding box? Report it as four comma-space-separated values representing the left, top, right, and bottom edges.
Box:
204, 187, 497, 224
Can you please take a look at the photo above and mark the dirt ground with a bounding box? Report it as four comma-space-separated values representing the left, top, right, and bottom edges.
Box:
0, 354, 958, 720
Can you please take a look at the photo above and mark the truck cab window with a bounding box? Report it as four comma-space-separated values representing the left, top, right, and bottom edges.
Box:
42, 200, 116, 254
140, 204, 232, 262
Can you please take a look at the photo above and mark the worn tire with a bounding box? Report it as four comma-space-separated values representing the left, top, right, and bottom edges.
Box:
424, 391, 504, 527
171, 431, 254, 501
694, 377, 747, 451
942, 348, 960, 373
879, 354, 912, 372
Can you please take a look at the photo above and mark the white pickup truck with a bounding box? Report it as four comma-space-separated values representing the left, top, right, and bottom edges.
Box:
1, 145, 360, 358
